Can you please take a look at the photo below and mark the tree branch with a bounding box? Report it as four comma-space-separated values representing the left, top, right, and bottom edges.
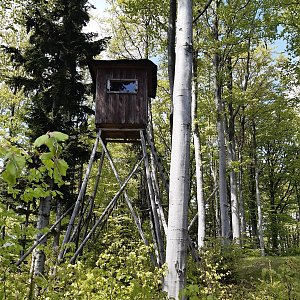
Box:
193, 0, 214, 24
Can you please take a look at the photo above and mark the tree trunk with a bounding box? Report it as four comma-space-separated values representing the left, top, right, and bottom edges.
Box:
192, 51, 205, 248
209, 147, 220, 237
252, 121, 265, 255
238, 39, 251, 242
213, 2, 230, 241
168, 0, 177, 135
31, 179, 53, 277
255, 168, 265, 256
238, 112, 247, 239
164, 0, 193, 298
267, 147, 279, 253
53, 199, 61, 256
249, 161, 259, 246
226, 57, 240, 242
168, 0, 176, 98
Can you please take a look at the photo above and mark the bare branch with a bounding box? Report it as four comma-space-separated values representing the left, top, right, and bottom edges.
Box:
193, 0, 214, 24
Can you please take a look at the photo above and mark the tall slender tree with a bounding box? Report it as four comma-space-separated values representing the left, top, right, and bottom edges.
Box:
7, 0, 108, 276
192, 51, 206, 248
212, 0, 231, 242
164, 0, 193, 298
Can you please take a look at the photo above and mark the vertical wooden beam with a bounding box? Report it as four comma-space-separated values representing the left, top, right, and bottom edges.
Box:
146, 130, 170, 192
140, 130, 165, 266
98, 135, 150, 247
81, 150, 105, 241
69, 156, 145, 264
58, 129, 101, 262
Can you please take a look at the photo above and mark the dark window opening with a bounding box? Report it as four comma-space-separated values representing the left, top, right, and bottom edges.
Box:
107, 79, 138, 93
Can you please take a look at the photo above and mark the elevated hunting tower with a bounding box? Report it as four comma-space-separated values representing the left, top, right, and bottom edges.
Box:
18, 59, 198, 270
89, 59, 157, 141
54, 59, 171, 268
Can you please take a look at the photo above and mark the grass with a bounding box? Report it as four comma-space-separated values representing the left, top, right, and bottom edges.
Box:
231, 255, 300, 299
236, 255, 300, 282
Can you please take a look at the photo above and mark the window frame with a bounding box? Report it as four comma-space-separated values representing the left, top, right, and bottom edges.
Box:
106, 79, 138, 94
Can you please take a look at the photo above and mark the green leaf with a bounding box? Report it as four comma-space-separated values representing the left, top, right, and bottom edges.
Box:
40, 152, 53, 161
6, 160, 17, 177
50, 131, 69, 142
40, 152, 55, 169
45, 137, 60, 154
2, 169, 16, 186
57, 159, 68, 177
14, 155, 26, 173
34, 134, 49, 147
53, 167, 63, 185
0, 147, 6, 157
22, 188, 34, 202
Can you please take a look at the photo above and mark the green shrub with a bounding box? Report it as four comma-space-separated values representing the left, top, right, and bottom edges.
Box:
183, 241, 242, 299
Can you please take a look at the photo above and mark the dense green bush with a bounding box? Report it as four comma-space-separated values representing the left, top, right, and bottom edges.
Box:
31, 214, 167, 299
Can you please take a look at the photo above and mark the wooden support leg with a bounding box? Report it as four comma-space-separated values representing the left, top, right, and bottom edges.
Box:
146, 129, 200, 261
81, 149, 105, 240
16, 204, 75, 267
70, 150, 106, 249
98, 135, 150, 248
58, 129, 101, 262
69, 156, 145, 264
146, 129, 170, 193
140, 130, 165, 266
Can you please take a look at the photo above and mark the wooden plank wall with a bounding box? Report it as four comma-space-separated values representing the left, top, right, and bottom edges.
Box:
95, 67, 148, 128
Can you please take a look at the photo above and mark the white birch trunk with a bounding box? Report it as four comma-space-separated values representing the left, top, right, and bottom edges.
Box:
253, 122, 265, 255
163, 0, 193, 298
238, 117, 247, 239
229, 166, 240, 241
194, 122, 205, 248
239, 166, 246, 238
227, 127, 240, 241
191, 56, 205, 248
255, 168, 265, 256
216, 99, 230, 241
31, 179, 53, 277
32, 198, 51, 276
214, 56, 230, 240
226, 56, 240, 242
209, 150, 220, 236
213, 2, 230, 241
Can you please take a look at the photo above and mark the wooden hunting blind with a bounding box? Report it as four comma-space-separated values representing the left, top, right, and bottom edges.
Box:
89, 59, 157, 141
19, 61, 171, 269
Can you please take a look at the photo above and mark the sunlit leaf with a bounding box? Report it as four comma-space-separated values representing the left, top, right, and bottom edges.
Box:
57, 159, 68, 177
34, 134, 49, 147
50, 131, 69, 142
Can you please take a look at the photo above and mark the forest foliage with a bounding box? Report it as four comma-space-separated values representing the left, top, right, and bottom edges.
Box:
0, 0, 300, 299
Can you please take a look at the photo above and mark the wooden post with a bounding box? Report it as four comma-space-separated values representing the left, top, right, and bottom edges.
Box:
58, 129, 101, 262
81, 150, 105, 243
69, 156, 145, 264
99, 135, 150, 247
140, 130, 165, 265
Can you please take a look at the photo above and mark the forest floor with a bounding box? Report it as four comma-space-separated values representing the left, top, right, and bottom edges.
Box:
230, 255, 300, 299
236, 255, 300, 282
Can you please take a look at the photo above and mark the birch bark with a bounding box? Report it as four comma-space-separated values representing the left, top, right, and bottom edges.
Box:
255, 168, 265, 256
253, 121, 265, 256
226, 57, 240, 242
213, 0, 230, 241
192, 53, 205, 248
163, 0, 193, 298
168, 0, 176, 135
31, 179, 53, 277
